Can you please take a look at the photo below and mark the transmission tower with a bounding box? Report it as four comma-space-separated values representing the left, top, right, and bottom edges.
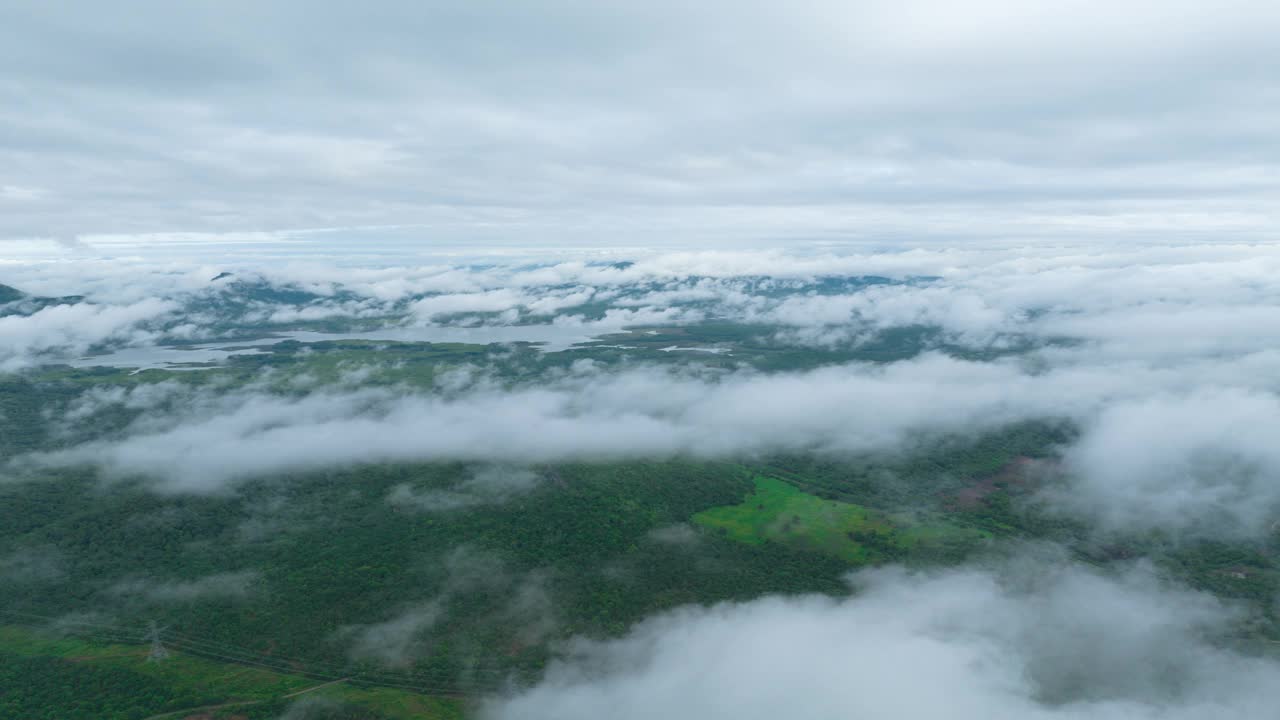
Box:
146, 620, 170, 662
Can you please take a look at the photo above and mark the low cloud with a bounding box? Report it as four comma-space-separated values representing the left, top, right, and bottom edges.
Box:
108, 570, 260, 604
35, 356, 1073, 491
28, 346, 1280, 540
1055, 388, 1280, 537
338, 545, 553, 667
10, 243, 1280, 544
486, 558, 1277, 719
0, 298, 176, 370
645, 524, 700, 546
388, 466, 542, 512
0, 545, 65, 583
341, 601, 445, 668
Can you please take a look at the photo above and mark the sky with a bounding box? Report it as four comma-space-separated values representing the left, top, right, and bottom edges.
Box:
3, 1, 1280, 249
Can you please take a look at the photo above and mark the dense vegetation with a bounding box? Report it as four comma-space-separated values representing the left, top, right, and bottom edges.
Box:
3, 347, 1279, 718
0, 652, 213, 720
0, 627, 452, 720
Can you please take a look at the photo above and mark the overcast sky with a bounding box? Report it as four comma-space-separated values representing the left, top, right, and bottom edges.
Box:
3, 1, 1279, 248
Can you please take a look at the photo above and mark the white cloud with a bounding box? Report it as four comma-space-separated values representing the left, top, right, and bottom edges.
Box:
387, 466, 542, 512
1056, 388, 1280, 536
410, 289, 528, 321
26, 333, 1280, 539
109, 570, 260, 604
485, 560, 1278, 720
29, 356, 1047, 491
0, 298, 177, 370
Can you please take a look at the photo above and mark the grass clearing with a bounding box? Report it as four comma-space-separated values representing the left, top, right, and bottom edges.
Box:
693, 476, 894, 563
694, 475, 990, 564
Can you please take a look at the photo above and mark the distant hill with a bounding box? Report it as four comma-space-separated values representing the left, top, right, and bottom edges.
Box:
0, 283, 85, 315
0, 283, 25, 303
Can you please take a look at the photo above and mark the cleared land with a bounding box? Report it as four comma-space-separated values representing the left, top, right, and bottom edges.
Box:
694, 475, 989, 563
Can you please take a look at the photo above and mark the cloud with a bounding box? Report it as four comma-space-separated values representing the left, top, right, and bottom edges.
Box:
6, 237, 1280, 715
57, 380, 190, 422
8, 243, 1280, 543
388, 466, 542, 513
108, 570, 260, 604
1054, 388, 1280, 537
645, 524, 701, 546
2, 2, 1278, 243
0, 545, 65, 583
30, 356, 1064, 491
337, 545, 548, 667
410, 289, 529, 321
7, 242, 1280, 365
24, 342, 1280, 543
0, 298, 177, 370
485, 558, 1278, 719
341, 602, 445, 668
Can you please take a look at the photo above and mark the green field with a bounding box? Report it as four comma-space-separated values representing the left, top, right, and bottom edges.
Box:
695, 475, 989, 564
0, 626, 463, 720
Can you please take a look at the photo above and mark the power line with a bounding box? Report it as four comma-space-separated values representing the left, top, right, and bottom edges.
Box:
0, 607, 518, 696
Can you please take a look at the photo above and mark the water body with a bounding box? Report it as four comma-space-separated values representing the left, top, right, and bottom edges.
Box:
69, 344, 270, 371
279, 324, 603, 352
658, 345, 732, 355
72, 324, 609, 370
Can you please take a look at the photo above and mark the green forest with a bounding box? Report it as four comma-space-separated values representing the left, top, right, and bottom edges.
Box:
3, 356, 1279, 718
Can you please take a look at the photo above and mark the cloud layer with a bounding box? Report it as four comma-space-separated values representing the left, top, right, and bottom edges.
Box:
25, 349, 1280, 544
2, 240, 1269, 538
5, 241, 1280, 365
486, 560, 1278, 719
2, 2, 1279, 244
6, 242, 1276, 541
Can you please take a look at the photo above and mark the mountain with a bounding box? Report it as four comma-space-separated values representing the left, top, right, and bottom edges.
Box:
0, 283, 25, 303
